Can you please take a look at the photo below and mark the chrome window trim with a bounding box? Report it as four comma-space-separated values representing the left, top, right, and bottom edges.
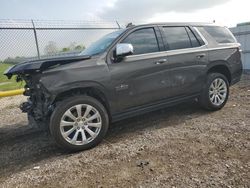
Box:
117, 25, 240, 62
193, 26, 209, 45
124, 44, 240, 61
125, 26, 209, 60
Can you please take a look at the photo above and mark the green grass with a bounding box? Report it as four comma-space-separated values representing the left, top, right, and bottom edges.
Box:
0, 63, 24, 91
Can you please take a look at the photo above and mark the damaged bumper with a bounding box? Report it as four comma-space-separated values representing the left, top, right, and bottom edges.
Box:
4, 55, 92, 128
22, 81, 54, 122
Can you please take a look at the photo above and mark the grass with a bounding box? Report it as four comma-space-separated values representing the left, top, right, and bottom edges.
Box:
0, 63, 24, 91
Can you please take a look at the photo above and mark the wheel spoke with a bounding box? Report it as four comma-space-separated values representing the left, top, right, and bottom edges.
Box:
218, 79, 223, 87
85, 127, 96, 137
216, 95, 220, 105
60, 120, 75, 127
65, 110, 77, 121
214, 95, 218, 104
211, 94, 215, 102
219, 93, 226, 100
76, 105, 82, 118
86, 112, 99, 122
216, 79, 220, 88
219, 89, 226, 93
211, 82, 216, 89
213, 79, 217, 88
88, 122, 102, 128
217, 94, 222, 100
219, 82, 226, 89
221, 80, 225, 87
63, 127, 77, 137
71, 130, 79, 144
83, 105, 92, 118
80, 129, 87, 143
214, 95, 217, 104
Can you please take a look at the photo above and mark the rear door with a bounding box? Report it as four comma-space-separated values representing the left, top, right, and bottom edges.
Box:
159, 26, 208, 98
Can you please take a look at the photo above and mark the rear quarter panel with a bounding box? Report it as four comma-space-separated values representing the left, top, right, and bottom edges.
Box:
208, 45, 242, 84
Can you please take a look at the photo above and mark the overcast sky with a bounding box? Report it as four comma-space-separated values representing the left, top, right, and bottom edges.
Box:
0, 0, 249, 27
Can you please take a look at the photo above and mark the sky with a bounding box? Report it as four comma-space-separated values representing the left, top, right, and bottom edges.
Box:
0, 0, 249, 27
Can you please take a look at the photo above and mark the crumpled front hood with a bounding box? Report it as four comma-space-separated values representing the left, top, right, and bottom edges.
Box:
4, 55, 91, 79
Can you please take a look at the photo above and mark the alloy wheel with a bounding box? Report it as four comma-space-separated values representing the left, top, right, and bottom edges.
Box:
60, 104, 102, 145
209, 78, 228, 106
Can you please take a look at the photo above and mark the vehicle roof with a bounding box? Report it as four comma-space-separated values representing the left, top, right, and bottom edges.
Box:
129, 22, 221, 28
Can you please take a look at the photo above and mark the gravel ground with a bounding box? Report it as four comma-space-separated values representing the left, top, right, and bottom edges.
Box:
0, 75, 249, 188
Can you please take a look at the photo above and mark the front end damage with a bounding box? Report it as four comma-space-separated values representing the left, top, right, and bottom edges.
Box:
4, 55, 91, 128
19, 74, 53, 128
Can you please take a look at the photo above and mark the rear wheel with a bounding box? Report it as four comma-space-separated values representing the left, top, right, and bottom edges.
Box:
50, 96, 109, 152
199, 73, 229, 111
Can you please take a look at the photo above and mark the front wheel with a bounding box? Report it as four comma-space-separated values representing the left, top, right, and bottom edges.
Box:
199, 73, 229, 111
50, 96, 109, 152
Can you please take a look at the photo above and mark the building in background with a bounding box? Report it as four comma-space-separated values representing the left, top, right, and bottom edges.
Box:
230, 22, 250, 71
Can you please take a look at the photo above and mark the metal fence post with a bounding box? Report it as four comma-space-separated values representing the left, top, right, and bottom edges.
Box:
31, 20, 40, 59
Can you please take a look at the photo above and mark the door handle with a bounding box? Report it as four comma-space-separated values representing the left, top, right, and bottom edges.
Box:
196, 54, 206, 59
155, 59, 167, 65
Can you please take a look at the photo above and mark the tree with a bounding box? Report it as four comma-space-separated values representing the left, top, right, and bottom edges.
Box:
74, 45, 85, 51
61, 47, 70, 52
69, 42, 77, 51
60, 43, 86, 53
44, 41, 58, 55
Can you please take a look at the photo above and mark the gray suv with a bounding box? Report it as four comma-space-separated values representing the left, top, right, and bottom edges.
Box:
5, 23, 242, 151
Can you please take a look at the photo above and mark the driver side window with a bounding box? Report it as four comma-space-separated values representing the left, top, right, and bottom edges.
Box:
121, 28, 160, 55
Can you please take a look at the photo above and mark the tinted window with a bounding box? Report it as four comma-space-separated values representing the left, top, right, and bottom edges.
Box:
186, 28, 201, 47
162, 27, 192, 50
203, 26, 236, 43
122, 28, 159, 55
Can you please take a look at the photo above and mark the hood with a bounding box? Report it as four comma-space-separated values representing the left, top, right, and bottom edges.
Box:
4, 55, 91, 79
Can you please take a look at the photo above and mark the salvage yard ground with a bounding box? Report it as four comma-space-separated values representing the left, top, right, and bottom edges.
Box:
0, 75, 249, 187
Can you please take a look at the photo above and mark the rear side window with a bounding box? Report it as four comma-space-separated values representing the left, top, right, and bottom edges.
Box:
162, 27, 192, 50
203, 26, 236, 43
122, 28, 159, 55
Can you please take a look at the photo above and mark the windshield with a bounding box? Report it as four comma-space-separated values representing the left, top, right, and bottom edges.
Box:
80, 29, 125, 56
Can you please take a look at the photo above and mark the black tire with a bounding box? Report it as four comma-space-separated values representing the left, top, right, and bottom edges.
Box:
199, 73, 229, 111
50, 95, 109, 152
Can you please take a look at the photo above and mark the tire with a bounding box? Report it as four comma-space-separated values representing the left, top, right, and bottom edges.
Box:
199, 73, 229, 111
50, 95, 109, 152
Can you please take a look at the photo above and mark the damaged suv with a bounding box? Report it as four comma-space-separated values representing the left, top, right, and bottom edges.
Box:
5, 23, 242, 151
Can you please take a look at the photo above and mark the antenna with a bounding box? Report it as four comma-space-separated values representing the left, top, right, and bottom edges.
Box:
126, 23, 134, 28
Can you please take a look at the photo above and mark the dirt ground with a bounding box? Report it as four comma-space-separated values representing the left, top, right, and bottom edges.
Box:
0, 75, 249, 188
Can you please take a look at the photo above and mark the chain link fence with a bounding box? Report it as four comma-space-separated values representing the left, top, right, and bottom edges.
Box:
0, 19, 121, 91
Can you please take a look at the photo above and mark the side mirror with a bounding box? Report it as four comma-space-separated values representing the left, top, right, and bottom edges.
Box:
116, 43, 134, 57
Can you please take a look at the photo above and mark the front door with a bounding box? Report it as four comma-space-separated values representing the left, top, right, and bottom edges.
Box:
108, 27, 168, 112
